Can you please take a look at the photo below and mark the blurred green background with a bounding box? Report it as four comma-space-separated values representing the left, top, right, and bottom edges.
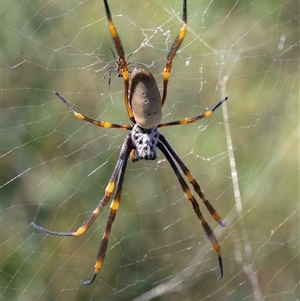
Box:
1, 0, 299, 300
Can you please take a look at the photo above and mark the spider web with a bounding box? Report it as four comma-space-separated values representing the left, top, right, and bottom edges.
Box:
1, 0, 299, 300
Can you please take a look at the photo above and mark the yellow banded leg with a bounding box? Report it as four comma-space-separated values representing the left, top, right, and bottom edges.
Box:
81, 135, 132, 285
55, 91, 131, 130
31, 146, 125, 237
157, 140, 223, 279
159, 134, 226, 227
158, 97, 228, 128
161, 0, 187, 105
103, 0, 134, 122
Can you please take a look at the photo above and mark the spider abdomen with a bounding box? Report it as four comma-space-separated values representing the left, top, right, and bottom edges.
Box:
131, 124, 159, 161
129, 68, 162, 129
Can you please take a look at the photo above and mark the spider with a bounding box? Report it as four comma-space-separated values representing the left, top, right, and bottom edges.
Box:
31, 0, 228, 285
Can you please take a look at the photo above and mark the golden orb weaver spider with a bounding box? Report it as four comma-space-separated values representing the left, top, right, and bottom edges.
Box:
31, 0, 228, 285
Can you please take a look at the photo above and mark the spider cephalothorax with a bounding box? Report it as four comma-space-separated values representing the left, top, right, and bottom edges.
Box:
32, 0, 228, 285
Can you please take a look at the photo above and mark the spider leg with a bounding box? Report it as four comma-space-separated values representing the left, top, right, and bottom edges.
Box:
55, 91, 131, 130
31, 167, 119, 237
161, 0, 187, 105
159, 134, 226, 227
103, 0, 134, 122
157, 139, 223, 279
102, 67, 118, 90
102, 48, 123, 89
81, 136, 132, 285
31, 137, 131, 239
158, 96, 228, 128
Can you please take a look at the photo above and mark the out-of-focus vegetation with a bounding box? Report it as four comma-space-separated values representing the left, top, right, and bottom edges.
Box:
1, 1, 298, 301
